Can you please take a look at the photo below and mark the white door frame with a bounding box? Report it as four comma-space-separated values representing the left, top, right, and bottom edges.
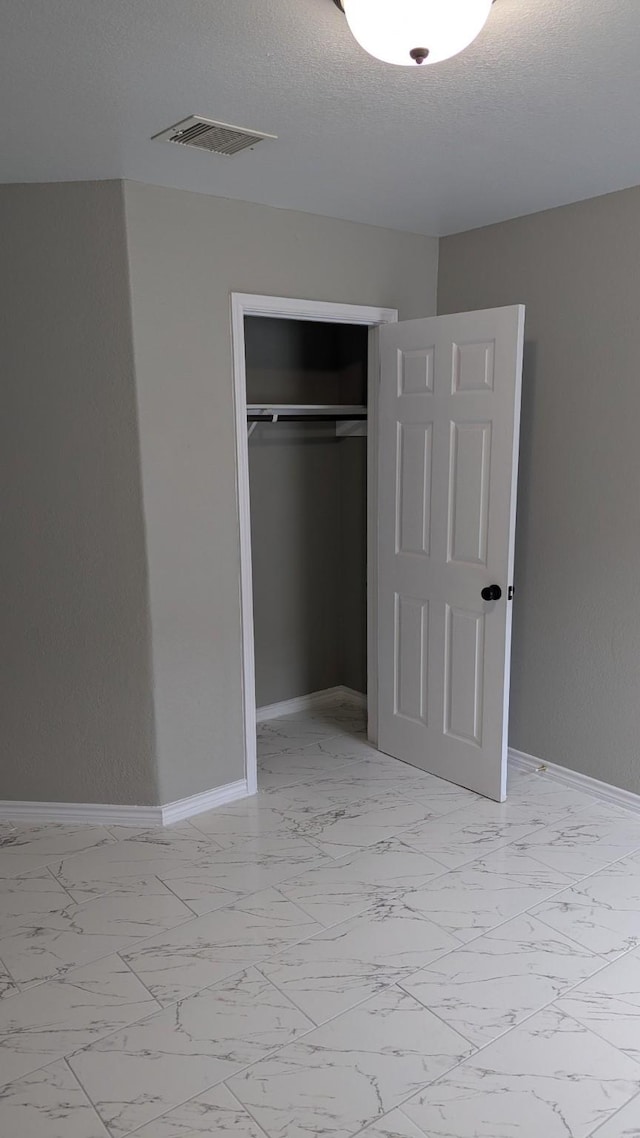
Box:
230, 293, 398, 794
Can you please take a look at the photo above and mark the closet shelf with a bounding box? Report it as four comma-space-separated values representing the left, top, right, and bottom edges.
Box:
247, 403, 367, 422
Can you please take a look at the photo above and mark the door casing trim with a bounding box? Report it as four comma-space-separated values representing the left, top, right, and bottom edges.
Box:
230, 293, 398, 794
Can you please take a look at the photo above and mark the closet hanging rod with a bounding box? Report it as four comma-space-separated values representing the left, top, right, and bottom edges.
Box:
246, 403, 367, 423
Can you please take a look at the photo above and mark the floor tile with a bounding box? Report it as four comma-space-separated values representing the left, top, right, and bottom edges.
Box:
103, 826, 159, 842
385, 769, 480, 814
50, 830, 222, 904
257, 734, 379, 791
398, 848, 573, 943
310, 698, 367, 732
357, 1111, 429, 1138
399, 797, 548, 870
257, 714, 356, 757
227, 985, 470, 1138
513, 805, 640, 879
278, 837, 448, 927
0, 958, 17, 1001
0, 1060, 108, 1137
260, 903, 460, 1024
506, 764, 537, 790
122, 887, 322, 1005
0, 868, 71, 936
69, 966, 313, 1137
334, 757, 481, 817
508, 773, 599, 820
0, 885, 193, 987
2, 702, 638, 1138
0, 824, 114, 876
402, 1006, 640, 1138
130, 831, 326, 916
590, 1091, 640, 1136
556, 948, 640, 1062
188, 796, 301, 844
128, 1084, 269, 1137
289, 796, 440, 860
103, 822, 207, 843
0, 954, 158, 1085
260, 774, 405, 817
399, 912, 602, 1046
531, 857, 640, 960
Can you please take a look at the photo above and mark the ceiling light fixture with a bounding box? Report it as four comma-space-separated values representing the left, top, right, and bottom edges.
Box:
333, 0, 493, 67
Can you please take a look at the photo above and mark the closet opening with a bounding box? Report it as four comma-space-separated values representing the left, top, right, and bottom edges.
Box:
231, 294, 398, 794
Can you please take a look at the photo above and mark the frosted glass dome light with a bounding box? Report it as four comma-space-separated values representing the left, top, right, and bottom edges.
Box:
340, 0, 493, 67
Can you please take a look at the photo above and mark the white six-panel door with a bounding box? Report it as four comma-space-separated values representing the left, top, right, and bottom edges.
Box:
377, 306, 525, 801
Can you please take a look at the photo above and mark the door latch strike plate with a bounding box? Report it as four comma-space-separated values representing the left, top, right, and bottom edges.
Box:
508, 586, 515, 601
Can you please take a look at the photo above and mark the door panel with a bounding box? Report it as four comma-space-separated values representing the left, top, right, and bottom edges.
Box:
448, 420, 491, 565
397, 423, 433, 555
378, 306, 525, 801
394, 593, 429, 725
444, 604, 484, 745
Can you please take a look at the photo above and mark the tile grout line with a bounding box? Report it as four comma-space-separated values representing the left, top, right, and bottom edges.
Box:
398, 944, 620, 1051
4, 722, 640, 1135
373, 836, 640, 1128
548, 999, 640, 1076
2, 801, 636, 1015
588, 1083, 640, 1138
220, 1077, 273, 1138
118, 1077, 276, 1138
388, 795, 605, 867
114, 949, 164, 1009
61, 1055, 112, 1138
0, 977, 633, 1120
519, 910, 629, 966
44, 861, 78, 905
0, 945, 20, 996
58, 959, 254, 1074
68, 975, 322, 1138
271, 856, 456, 929
250, 956, 407, 1035
342, 993, 640, 1138
5, 796, 640, 980
0, 958, 166, 1094
1, 840, 626, 1101
240, 891, 623, 1070
257, 727, 369, 763
149, 873, 203, 919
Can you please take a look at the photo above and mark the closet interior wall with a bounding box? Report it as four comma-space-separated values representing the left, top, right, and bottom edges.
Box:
245, 317, 368, 709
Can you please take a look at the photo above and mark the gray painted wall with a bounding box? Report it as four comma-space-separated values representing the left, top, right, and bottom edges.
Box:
246, 317, 368, 707
438, 185, 640, 794
340, 437, 367, 694
0, 181, 158, 805
249, 422, 343, 706
124, 180, 439, 803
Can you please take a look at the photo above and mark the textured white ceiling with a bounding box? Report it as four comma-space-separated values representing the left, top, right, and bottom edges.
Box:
1, 0, 640, 235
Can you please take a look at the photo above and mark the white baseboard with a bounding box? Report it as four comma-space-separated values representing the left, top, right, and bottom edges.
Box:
0, 779, 250, 828
256, 685, 367, 723
7, 745, 637, 827
0, 800, 163, 827
160, 779, 248, 825
339, 686, 368, 708
508, 747, 640, 816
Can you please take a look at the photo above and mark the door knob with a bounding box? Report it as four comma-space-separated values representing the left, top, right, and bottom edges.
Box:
481, 584, 502, 602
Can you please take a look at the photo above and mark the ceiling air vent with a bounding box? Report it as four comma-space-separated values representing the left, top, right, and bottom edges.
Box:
151, 115, 276, 157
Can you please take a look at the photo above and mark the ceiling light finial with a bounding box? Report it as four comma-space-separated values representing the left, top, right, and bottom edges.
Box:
334, 0, 493, 67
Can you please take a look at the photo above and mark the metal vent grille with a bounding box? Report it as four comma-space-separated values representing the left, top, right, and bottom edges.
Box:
151, 116, 276, 157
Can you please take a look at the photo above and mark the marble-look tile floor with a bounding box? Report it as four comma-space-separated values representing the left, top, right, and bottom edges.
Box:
2, 697, 640, 1136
